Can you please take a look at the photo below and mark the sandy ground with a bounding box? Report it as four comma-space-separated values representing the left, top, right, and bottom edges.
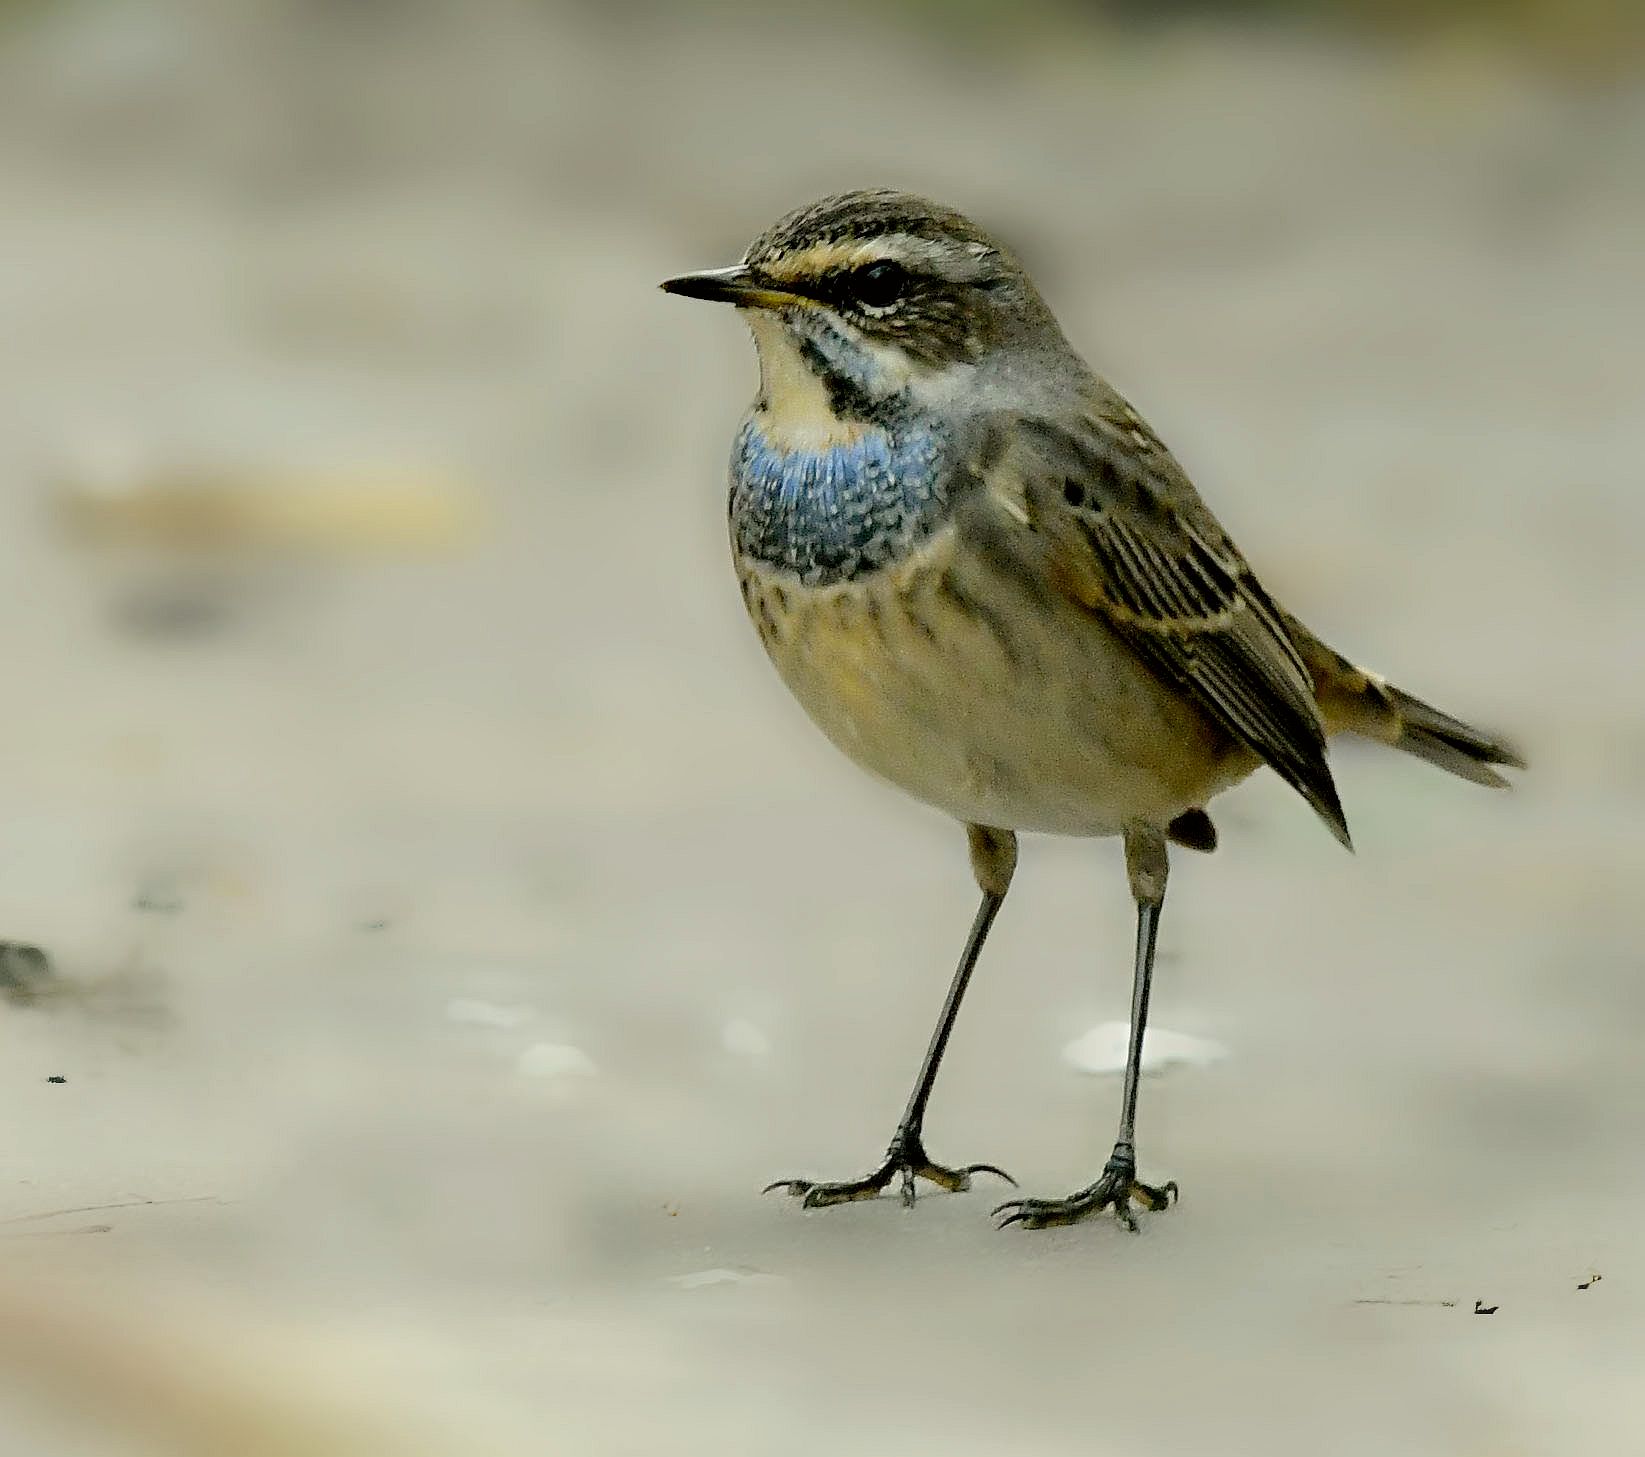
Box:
0, 4, 1642, 1452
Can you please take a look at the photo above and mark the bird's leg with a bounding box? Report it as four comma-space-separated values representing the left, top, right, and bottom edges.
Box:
996, 824, 1179, 1231
766, 826, 1019, 1209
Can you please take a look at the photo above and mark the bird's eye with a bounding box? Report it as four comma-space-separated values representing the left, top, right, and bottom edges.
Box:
852, 260, 907, 311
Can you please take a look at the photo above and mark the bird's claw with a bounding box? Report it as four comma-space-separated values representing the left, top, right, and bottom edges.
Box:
764, 1134, 1014, 1210
993, 1152, 1177, 1231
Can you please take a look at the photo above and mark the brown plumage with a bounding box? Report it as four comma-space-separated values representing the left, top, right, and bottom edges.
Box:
663, 188, 1524, 1232
980, 381, 1522, 850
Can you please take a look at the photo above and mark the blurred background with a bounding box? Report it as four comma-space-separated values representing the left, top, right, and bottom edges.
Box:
0, 0, 1641, 1451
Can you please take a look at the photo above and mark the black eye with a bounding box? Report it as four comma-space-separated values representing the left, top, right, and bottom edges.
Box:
852, 260, 907, 311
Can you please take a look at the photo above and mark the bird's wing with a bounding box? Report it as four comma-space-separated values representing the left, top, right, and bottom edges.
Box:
974, 384, 1349, 846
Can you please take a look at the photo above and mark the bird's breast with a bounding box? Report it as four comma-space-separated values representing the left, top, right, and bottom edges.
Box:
734, 519, 1245, 837
727, 413, 954, 588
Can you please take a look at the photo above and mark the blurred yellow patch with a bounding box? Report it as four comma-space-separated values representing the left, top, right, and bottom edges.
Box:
54, 464, 486, 556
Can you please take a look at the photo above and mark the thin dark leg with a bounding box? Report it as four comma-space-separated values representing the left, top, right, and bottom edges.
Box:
1111, 898, 1159, 1167
996, 825, 1179, 1231
765, 826, 1019, 1210
893, 888, 1001, 1146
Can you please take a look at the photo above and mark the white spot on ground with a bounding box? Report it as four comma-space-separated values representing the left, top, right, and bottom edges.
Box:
516, 1042, 597, 1078
445, 998, 535, 1030
720, 1017, 770, 1061
1063, 1021, 1229, 1076
665, 1267, 784, 1290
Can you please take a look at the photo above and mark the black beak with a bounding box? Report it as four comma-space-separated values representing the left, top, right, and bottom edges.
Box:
659, 265, 801, 309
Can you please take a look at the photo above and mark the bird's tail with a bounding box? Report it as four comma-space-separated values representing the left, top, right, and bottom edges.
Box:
1367, 681, 1524, 786
1283, 616, 1525, 787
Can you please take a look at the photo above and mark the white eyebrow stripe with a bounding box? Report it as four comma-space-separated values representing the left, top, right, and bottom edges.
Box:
762, 234, 998, 284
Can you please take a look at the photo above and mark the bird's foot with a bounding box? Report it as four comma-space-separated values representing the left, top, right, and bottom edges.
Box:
764, 1128, 1014, 1210
993, 1146, 1177, 1231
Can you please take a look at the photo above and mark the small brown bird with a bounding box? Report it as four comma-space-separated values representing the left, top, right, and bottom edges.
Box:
662, 190, 1523, 1230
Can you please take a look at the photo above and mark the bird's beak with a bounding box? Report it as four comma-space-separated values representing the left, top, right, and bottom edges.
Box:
659, 265, 802, 309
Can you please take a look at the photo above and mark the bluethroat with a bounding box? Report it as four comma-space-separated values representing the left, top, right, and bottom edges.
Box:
662, 190, 1523, 1231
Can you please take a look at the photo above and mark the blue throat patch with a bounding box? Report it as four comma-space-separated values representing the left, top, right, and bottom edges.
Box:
729, 414, 953, 586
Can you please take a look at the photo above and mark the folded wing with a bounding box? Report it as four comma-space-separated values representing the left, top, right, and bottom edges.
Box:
981, 391, 1351, 848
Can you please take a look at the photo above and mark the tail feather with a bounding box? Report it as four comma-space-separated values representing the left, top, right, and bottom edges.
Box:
1380, 683, 1525, 787
1281, 612, 1525, 788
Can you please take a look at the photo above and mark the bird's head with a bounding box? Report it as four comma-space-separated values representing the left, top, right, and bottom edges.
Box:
662, 190, 1063, 433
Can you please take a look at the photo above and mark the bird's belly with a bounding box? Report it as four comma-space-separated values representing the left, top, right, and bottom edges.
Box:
735, 530, 1247, 836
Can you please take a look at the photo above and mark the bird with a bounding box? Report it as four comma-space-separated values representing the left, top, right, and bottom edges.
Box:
660, 189, 1523, 1231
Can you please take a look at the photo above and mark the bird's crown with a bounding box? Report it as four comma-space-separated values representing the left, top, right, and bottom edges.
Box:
739, 190, 1050, 366
664, 190, 1060, 375
744, 189, 1000, 270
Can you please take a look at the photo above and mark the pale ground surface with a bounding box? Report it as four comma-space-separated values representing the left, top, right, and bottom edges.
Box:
0, 4, 1642, 1453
